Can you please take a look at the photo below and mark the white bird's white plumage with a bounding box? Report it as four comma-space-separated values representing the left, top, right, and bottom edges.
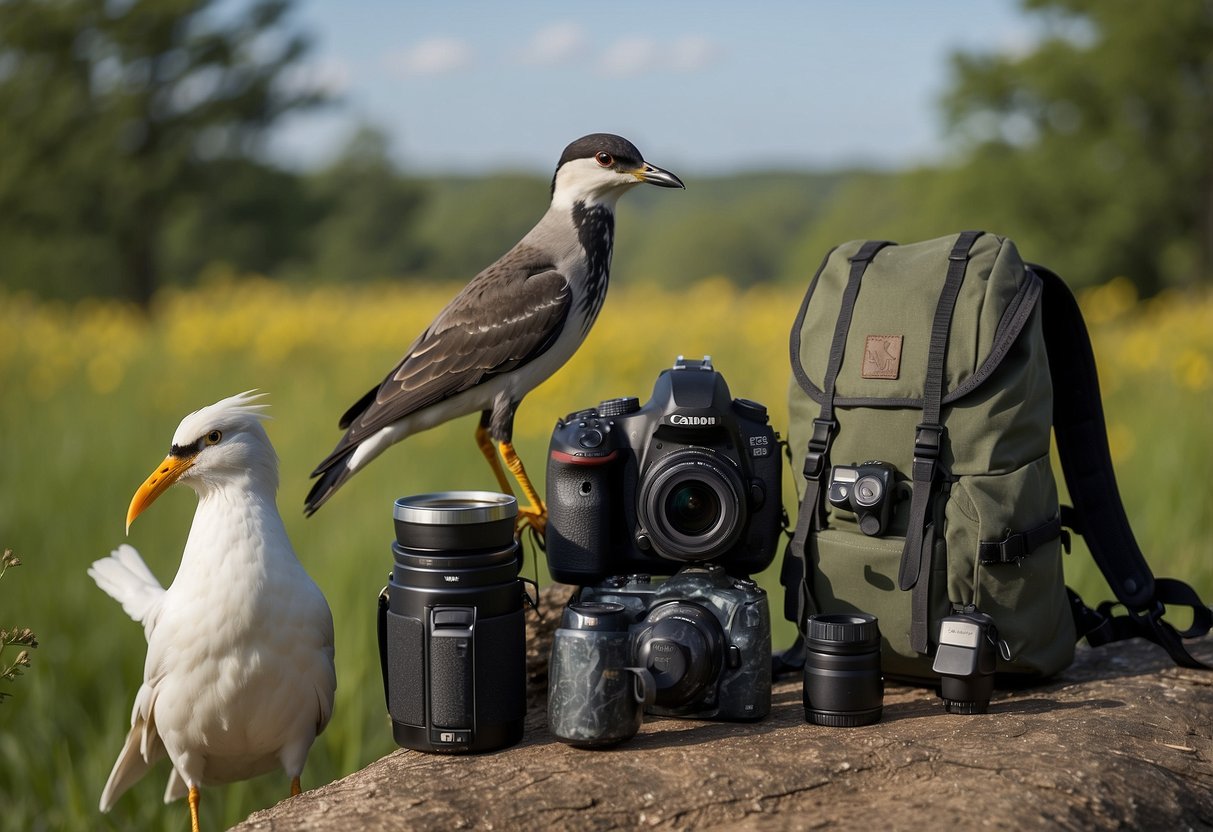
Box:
91, 391, 336, 819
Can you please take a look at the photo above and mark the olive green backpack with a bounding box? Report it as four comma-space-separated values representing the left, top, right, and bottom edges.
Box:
779, 231, 1210, 681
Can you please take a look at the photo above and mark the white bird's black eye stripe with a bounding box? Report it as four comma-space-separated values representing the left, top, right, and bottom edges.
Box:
169, 430, 221, 457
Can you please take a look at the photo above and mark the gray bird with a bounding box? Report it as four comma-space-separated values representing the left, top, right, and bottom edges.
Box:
305, 133, 684, 534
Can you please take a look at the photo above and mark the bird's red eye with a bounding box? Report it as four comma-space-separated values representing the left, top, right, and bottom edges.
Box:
595, 152, 613, 167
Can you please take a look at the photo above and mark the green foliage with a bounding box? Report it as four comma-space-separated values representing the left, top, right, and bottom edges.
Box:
0, 549, 38, 704
941, 0, 1213, 292
0, 0, 324, 304
307, 127, 429, 282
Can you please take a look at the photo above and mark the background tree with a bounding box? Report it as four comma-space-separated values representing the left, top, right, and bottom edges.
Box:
0, 0, 324, 304
940, 0, 1213, 293
307, 127, 429, 283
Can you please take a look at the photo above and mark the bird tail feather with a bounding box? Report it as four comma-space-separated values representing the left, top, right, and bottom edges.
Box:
99, 712, 162, 812
89, 544, 165, 634
304, 448, 357, 516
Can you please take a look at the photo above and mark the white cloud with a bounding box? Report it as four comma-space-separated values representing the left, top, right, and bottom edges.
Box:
599, 36, 662, 77
598, 35, 724, 77
519, 22, 588, 66
383, 37, 475, 77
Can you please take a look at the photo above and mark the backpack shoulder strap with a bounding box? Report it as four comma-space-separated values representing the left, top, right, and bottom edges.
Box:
1036, 264, 1211, 668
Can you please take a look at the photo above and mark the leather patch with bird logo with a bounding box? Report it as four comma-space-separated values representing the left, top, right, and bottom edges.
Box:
862, 335, 903, 379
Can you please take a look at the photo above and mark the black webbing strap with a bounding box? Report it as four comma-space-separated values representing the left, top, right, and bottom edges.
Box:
783, 240, 892, 631
1038, 265, 1211, 669
899, 231, 984, 595
978, 515, 1065, 564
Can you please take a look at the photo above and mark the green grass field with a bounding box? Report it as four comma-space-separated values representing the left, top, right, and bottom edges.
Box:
1, 275, 1209, 830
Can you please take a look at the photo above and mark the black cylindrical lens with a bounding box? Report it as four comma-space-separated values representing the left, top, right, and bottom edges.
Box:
803, 613, 883, 727
381, 491, 526, 754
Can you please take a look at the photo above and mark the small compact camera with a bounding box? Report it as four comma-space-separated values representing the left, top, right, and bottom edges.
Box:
576, 565, 771, 721
545, 356, 782, 585
932, 606, 1012, 714
827, 461, 899, 536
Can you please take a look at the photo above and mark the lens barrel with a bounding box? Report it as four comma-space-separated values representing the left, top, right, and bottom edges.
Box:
803, 613, 883, 727
638, 449, 744, 561
380, 492, 526, 753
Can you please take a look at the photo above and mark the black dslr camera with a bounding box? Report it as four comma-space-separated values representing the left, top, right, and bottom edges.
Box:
576, 565, 771, 721
546, 356, 782, 585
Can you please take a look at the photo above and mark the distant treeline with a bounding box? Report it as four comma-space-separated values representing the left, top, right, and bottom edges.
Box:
2, 0, 1210, 303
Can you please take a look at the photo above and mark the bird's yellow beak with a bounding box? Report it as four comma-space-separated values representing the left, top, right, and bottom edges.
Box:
127, 453, 196, 533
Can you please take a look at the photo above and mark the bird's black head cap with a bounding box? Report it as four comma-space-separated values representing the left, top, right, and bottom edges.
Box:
551, 133, 645, 195
557, 133, 644, 169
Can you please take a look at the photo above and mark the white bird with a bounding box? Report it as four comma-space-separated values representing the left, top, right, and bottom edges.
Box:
89, 391, 336, 832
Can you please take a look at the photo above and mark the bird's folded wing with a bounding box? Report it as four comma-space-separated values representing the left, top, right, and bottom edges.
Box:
89, 544, 166, 639
342, 259, 571, 443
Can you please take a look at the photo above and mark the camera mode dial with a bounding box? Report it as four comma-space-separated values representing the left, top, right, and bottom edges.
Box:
597, 397, 641, 418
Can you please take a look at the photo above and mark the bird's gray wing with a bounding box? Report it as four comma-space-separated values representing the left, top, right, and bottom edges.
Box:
329, 245, 571, 451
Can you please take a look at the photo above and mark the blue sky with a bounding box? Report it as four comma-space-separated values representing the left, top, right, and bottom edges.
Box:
270, 1, 1039, 175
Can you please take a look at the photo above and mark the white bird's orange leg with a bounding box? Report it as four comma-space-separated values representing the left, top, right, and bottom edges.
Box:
474, 423, 513, 495
291, 776, 302, 797
499, 441, 546, 538
189, 786, 201, 832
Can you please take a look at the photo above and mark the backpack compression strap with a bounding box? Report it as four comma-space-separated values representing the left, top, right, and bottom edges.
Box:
782, 239, 893, 633
898, 230, 984, 653
1037, 265, 1211, 669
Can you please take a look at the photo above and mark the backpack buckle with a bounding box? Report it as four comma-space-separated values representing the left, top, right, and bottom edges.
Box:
803, 418, 836, 479
912, 423, 944, 482
913, 423, 944, 459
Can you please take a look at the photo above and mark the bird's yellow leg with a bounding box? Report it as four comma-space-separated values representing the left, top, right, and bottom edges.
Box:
291, 776, 302, 797
499, 441, 546, 538
189, 786, 201, 832
475, 423, 514, 495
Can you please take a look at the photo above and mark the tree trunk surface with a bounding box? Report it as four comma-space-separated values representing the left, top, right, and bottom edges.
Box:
234, 586, 1213, 831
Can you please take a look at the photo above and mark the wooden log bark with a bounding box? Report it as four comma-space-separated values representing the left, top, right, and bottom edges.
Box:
235, 586, 1213, 831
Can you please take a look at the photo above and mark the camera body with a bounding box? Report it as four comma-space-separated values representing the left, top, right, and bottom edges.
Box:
577, 565, 771, 721
827, 461, 898, 537
378, 492, 527, 753
546, 356, 782, 585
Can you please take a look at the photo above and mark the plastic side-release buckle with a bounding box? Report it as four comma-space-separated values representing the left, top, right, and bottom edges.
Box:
912, 423, 944, 482
802, 418, 836, 480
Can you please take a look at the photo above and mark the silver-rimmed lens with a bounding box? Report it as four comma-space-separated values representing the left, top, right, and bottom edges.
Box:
393, 491, 517, 525
853, 476, 884, 508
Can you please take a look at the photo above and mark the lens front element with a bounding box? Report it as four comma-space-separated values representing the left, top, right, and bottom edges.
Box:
639, 450, 744, 561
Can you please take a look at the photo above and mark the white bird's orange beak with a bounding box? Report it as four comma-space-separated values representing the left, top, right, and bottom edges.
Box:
127, 453, 197, 533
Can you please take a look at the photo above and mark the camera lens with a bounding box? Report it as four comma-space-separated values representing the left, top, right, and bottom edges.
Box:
394, 490, 518, 551
382, 491, 526, 753
853, 476, 883, 508
633, 601, 725, 709
665, 481, 721, 536
639, 450, 744, 561
803, 612, 883, 727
